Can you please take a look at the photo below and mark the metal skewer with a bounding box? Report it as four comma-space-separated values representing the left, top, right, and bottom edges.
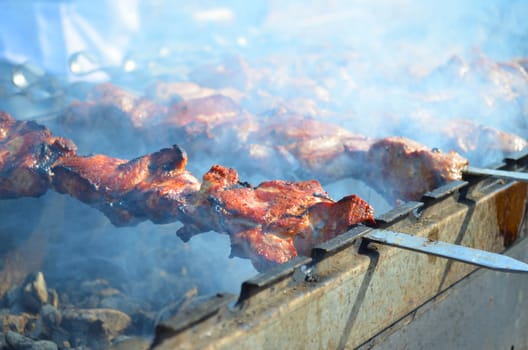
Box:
464, 166, 528, 182
364, 229, 528, 273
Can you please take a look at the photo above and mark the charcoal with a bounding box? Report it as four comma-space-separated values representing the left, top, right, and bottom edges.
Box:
27, 305, 63, 339
21, 273, 48, 314
48, 327, 70, 349
5, 330, 34, 349
0, 313, 36, 334
99, 295, 149, 316
61, 308, 131, 348
99, 295, 156, 335
40, 305, 61, 328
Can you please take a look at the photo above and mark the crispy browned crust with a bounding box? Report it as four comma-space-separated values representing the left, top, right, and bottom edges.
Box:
177, 165, 375, 269
0, 112, 76, 198
90, 83, 168, 128
52, 145, 200, 226
365, 136, 468, 202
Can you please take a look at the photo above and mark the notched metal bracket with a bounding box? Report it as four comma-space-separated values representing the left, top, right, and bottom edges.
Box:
153, 292, 236, 345
236, 256, 312, 305
421, 180, 468, 202
374, 201, 424, 226
504, 149, 528, 166
311, 226, 372, 262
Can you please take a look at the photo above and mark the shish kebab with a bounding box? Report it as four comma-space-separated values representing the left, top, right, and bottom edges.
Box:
2, 112, 528, 272
58, 84, 528, 204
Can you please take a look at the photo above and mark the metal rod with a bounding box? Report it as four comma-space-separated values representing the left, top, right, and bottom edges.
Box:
364, 229, 528, 273
465, 166, 528, 182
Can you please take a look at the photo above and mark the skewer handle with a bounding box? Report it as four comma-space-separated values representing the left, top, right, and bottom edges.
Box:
364, 229, 528, 273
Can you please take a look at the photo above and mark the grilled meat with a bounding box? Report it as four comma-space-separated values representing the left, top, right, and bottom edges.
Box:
42, 137, 375, 268
248, 113, 468, 202
0, 112, 473, 268
177, 165, 375, 269
248, 113, 373, 181
60, 83, 167, 130
88, 83, 168, 128
58, 84, 167, 157
59, 82, 528, 203
158, 94, 259, 158
0, 112, 76, 198
365, 137, 468, 202
0, 111, 373, 267
52, 145, 200, 226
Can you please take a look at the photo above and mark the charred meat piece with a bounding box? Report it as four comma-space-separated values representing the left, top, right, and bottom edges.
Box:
0, 112, 76, 198
248, 113, 373, 181
366, 136, 468, 202
437, 119, 527, 162
57, 84, 167, 156
249, 113, 468, 202
177, 165, 375, 270
89, 83, 168, 128
60, 83, 167, 129
52, 145, 200, 226
158, 94, 259, 158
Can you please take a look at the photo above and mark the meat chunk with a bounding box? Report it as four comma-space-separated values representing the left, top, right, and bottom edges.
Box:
248, 113, 468, 202
158, 94, 259, 158
89, 83, 168, 128
52, 145, 200, 226
57, 84, 167, 156
249, 113, 374, 182
0, 112, 76, 198
366, 136, 468, 202
60, 83, 167, 130
177, 165, 375, 270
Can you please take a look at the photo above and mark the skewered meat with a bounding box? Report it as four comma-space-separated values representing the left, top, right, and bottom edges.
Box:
0, 113, 473, 268
49, 146, 374, 268
0, 112, 76, 198
56, 81, 526, 203
52, 145, 200, 226
57, 84, 168, 157
365, 137, 468, 201
188, 55, 256, 91
247, 113, 373, 181
162, 103, 470, 203
177, 165, 375, 270
158, 94, 259, 158
88, 83, 168, 128
60, 83, 167, 130
0, 111, 373, 268
248, 113, 468, 202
